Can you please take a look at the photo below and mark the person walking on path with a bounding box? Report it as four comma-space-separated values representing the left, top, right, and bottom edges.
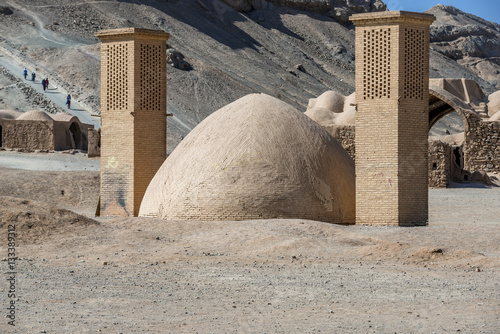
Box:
42, 79, 47, 91
31, 71, 36, 82
66, 94, 71, 109
45, 78, 49, 89
23, 67, 28, 80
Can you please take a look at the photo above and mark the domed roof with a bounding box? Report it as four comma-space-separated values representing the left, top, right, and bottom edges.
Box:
0, 109, 22, 120
490, 110, 500, 122
51, 112, 77, 122
17, 110, 53, 121
139, 94, 355, 224
488, 90, 500, 118
305, 91, 355, 127
307, 90, 345, 113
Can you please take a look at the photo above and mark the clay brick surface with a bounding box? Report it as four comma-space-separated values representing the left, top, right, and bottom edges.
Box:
350, 11, 435, 226
139, 94, 356, 224
96, 28, 170, 217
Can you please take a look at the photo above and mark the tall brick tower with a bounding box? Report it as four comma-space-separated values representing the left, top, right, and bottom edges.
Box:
350, 12, 435, 226
96, 28, 170, 217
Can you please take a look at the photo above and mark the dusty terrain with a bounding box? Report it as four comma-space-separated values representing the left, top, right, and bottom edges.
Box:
0, 1, 499, 332
0, 154, 499, 333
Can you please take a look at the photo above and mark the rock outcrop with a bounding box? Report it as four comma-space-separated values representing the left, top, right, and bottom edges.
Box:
0, 0, 498, 155
221, 0, 386, 23
426, 5, 500, 92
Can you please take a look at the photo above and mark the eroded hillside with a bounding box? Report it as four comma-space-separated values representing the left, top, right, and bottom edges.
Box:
0, 0, 498, 152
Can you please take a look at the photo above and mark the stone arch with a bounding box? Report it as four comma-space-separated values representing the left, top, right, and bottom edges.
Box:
69, 122, 82, 149
428, 86, 472, 132
428, 86, 481, 180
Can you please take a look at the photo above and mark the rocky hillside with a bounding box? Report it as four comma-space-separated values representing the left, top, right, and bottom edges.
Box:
221, 0, 387, 23
427, 5, 500, 93
0, 0, 498, 152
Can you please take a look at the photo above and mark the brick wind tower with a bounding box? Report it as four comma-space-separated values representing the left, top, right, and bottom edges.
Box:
96, 28, 170, 216
350, 12, 435, 226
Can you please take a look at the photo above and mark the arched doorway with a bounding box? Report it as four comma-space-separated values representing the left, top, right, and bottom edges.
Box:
428, 89, 474, 184
428, 88, 470, 132
69, 122, 82, 149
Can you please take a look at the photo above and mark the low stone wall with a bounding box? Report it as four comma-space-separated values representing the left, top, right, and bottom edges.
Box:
323, 125, 355, 160
464, 113, 500, 173
428, 140, 452, 188
325, 123, 497, 188
88, 128, 101, 158
0, 119, 54, 150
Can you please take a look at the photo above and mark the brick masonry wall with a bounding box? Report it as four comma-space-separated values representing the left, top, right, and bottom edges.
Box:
96, 28, 170, 217
351, 12, 434, 226
0, 119, 54, 150
133, 37, 167, 216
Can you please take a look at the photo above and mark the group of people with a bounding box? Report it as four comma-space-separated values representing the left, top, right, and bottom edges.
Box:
23, 67, 36, 81
41, 78, 50, 91
24, 67, 49, 89
22, 67, 71, 109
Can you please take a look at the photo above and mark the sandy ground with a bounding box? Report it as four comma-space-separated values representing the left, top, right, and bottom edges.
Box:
0, 153, 499, 333
0, 150, 99, 171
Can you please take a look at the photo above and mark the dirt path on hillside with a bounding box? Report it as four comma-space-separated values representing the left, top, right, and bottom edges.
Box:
0, 45, 100, 127
0, 46, 101, 128
0, 151, 99, 171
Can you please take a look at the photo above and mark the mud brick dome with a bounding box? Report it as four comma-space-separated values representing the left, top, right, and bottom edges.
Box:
17, 110, 54, 121
0, 110, 22, 119
139, 94, 355, 224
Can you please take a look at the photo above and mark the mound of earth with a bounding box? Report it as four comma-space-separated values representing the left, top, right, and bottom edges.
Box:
0, 167, 100, 215
0, 196, 99, 244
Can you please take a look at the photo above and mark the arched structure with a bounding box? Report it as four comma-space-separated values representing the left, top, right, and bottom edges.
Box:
0, 110, 93, 151
428, 86, 472, 131
69, 122, 82, 149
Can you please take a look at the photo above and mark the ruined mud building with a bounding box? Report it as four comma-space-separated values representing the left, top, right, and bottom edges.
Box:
0, 109, 93, 151
317, 78, 500, 187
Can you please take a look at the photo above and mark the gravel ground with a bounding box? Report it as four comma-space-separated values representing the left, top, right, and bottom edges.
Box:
0, 150, 99, 171
0, 160, 498, 333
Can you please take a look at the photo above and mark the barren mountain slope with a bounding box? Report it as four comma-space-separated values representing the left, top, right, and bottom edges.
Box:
427, 5, 500, 92
0, 0, 498, 152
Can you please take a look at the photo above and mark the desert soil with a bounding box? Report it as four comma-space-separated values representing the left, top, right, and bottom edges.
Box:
0, 153, 499, 333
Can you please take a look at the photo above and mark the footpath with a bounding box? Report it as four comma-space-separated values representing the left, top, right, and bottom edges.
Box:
0, 45, 100, 128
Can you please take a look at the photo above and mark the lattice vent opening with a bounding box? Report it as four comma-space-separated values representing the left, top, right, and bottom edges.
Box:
362, 28, 391, 100
105, 43, 128, 111
140, 44, 162, 112
403, 28, 425, 100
